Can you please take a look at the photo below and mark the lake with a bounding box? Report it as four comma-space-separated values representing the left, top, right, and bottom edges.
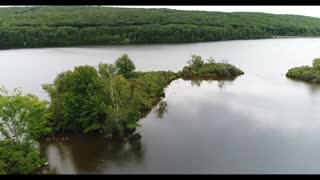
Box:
2, 38, 320, 174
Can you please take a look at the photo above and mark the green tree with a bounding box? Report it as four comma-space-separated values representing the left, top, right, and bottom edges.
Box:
0, 160, 7, 174
313, 58, 320, 70
187, 55, 205, 69
0, 87, 52, 143
0, 87, 50, 174
0, 141, 44, 174
43, 66, 107, 134
115, 54, 136, 79
99, 63, 141, 136
207, 57, 216, 64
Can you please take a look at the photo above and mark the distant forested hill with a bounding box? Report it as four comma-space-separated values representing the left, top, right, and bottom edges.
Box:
0, 6, 320, 48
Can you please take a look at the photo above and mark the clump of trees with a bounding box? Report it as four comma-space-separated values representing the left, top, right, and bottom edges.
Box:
180, 55, 244, 79
43, 54, 178, 136
286, 58, 320, 83
0, 87, 52, 174
0, 54, 178, 174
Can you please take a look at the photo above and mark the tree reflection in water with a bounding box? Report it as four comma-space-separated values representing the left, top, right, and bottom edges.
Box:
155, 101, 168, 119
307, 83, 320, 94
286, 77, 320, 95
40, 132, 144, 174
183, 77, 236, 88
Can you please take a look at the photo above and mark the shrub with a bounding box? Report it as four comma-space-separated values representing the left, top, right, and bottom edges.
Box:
0, 141, 44, 174
286, 58, 320, 83
181, 55, 244, 79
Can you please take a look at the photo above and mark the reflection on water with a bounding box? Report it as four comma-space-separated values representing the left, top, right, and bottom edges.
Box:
286, 77, 320, 95
4, 38, 320, 173
135, 79, 320, 173
40, 134, 144, 174
155, 101, 168, 119
181, 76, 238, 88
40, 78, 239, 174
189, 79, 234, 88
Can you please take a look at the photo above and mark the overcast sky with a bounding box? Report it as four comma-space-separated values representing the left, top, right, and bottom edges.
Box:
111, 6, 320, 18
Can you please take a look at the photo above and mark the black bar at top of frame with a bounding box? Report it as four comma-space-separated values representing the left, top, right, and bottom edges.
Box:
1, 0, 320, 6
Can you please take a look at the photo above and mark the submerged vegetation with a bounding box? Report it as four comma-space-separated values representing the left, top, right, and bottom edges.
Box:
286, 58, 320, 83
0, 54, 243, 174
1, 7, 320, 48
180, 55, 244, 79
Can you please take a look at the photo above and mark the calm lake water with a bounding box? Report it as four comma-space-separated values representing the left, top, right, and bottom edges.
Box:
2, 38, 320, 174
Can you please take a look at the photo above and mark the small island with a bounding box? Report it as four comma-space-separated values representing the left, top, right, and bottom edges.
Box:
286, 58, 320, 83
0, 54, 244, 174
180, 55, 244, 80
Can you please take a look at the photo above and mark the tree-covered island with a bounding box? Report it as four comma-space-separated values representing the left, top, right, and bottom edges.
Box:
180, 55, 244, 80
286, 58, 320, 83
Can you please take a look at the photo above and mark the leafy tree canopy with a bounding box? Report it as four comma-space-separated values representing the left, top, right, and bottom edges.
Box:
0, 87, 52, 143
115, 54, 136, 79
0, 6, 320, 48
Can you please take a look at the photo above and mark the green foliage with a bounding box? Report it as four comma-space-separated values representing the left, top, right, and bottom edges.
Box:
313, 58, 320, 70
0, 160, 6, 174
43, 55, 178, 137
0, 141, 44, 174
0, 87, 50, 174
115, 54, 136, 79
207, 57, 216, 64
0, 87, 52, 143
181, 55, 244, 79
0, 7, 320, 48
181, 66, 196, 77
187, 55, 205, 69
98, 63, 143, 135
286, 58, 320, 83
132, 71, 178, 111
43, 66, 107, 133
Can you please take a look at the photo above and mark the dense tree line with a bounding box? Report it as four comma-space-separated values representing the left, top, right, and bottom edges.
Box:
0, 7, 320, 48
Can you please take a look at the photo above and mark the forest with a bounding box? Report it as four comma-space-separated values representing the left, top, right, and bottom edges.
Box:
1, 6, 320, 48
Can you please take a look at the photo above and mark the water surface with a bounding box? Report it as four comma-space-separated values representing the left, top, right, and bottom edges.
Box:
2, 38, 320, 174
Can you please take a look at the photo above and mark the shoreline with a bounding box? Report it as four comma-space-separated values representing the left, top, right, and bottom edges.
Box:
2, 36, 320, 51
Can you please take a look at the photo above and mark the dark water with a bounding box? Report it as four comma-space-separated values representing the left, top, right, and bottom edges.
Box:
2, 38, 320, 173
